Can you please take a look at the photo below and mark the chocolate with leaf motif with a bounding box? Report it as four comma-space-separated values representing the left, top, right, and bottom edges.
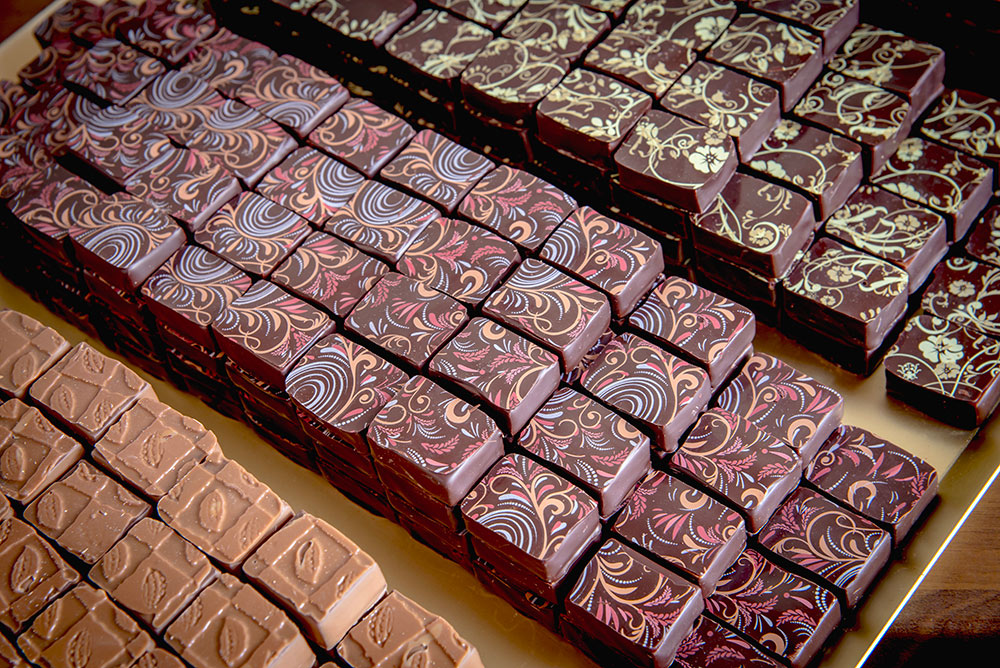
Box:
0, 311, 69, 401
0, 399, 82, 505
715, 352, 844, 464
308, 0, 417, 49
672, 616, 780, 668
62, 38, 165, 105
921, 257, 1000, 340
620, 0, 736, 51
116, 0, 215, 65
921, 89, 1000, 188
563, 538, 703, 668
613, 470, 746, 593
584, 25, 694, 98
966, 205, 1000, 269
429, 0, 526, 29
871, 138, 993, 242
808, 424, 938, 542
580, 333, 711, 453
707, 548, 841, 668
181, 27, 277, 97
758, 487, 892, 607
308, 98, 415, 179
885, 314, 1000, 428
17, 42, 83, 91
129, 70, 226, 143
256, 147, 364, 225
429, 317, 560, 433
749, 0, 859, 59
825, 185, 947, 292
501, 0, 609, 61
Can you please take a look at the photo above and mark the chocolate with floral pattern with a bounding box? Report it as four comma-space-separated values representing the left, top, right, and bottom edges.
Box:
706, 13, 823, 112
580, 333, 711, 453
62, 38, 165, 105
386, 10, 492, 96
308, 98, 415, 179
715, 352, 844, 464
885, 314, 1000, 428
871, 137, 993, 242
965, 204, 1000, 269
308, 0, 417, 49
621, 0, 736, 51
921, 89, 1000, 188
630, 276, 755, 387
181, 27, 277, 97
519, 386, 650, 517
483, 258, 611, 371
537, 69, 651, 165
672, 616, 780, 668
808, 424, 938, 542
430, 0, 526, 29
116, 0, 216, 65
758, 487, 891, 607
63, 104, 172, 187
692, 173, 815, 279
613, 470, 746, 593
460, 38, 569, 121
0, 132, 54, 203
584, 24, 695, 98
501, 0, 609, 61
707, 548, 841, 668
749, 119, 862, 220
922, 257, 1000, 340
750, 0, 859, 58
129, 70, 226, 143
564, 539, 703, 668
457, 164, 577, 251
33, 0, 102, 46
256, 147, 365, 225
429, 317, 560, 433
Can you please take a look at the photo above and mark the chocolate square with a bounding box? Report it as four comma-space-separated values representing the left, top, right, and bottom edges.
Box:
0, 311, 69, 400
181, 27, 277, 97
885, 314, 1000, 428
129, 70, 226, 143
501, 0, 609, 61
243, 512, 387, 650
386, 10, 492, 92
707, 548, 841, 668
621, 0, 736, 52
613, 470, 746, 593
63, 105, 173, 187
758, 487, 891, 607
749, 0, 859, 58
62, 38, 165, 105
460, 38, 569, 121
116, 0, 215, 65
430, 0, 527, 29
307, 98, 415, 179
921, 257, 1000, 340
922, 89, 1000, 188
256, 147, 365, 226
673, 616, 781, 668
457, 164, 577, 252
966, 204, 1000, 268
584, 25, 695, 98
33, 0, 104, 46
0, 133, 54, 202
580, 333, 711, 453
309, 0, 416, 49
0, 399, 82, 505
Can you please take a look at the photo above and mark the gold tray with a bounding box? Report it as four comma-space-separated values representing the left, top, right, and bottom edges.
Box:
3, 3, 999, 665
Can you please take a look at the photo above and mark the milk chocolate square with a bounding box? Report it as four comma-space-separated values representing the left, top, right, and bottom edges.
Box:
921, 257, 1000, 340
243, 512, 387, 649
0, 399, 82, 505
129, 649, 185, 668
90, 517, 218, 632
673, 616, 780, 668
501, 0, 609, 61
621, 0, 736, 52
29, 342, 156, 443
965, 204, 1000, 269
459, 38, 569, 121
584, 25, 694, 98
922, 89, 1000, 188
307, 98, 416, 179
62, 38, 164, 105
157, 455, 293, 570
0, 633, 28, 667
0, 310, 69, 400
255, 146, 365, 225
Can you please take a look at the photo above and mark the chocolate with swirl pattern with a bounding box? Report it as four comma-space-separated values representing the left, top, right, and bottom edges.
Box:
211, 281, 334, 388
672, 616, 780, 668
181, 27, 277, 97
63, 104, 174, 186
501, 0, 609, 61
758, 487, 892, 607
921, 89, 1000, 188
612, 470, 746, 593
430, 0, 527, 29
585, 24, 694, 98
459, 38, 569, 121
256, 146, 365, 225
921, 257, 1000, 340
116, 0, 216, 65
62, 38, 165, 105
307, 98, 415, 179
308, 0, 417, 49
580, 333, 711, 453
564, 538, 703, 668
621, 0, 736, 52
385, 10, 492, 94
0, 133, 53, 202
129, 70, 226, 143
17, 42, 83, 92
966, 204, 1000, 269
33, 0, 103, 47
749, 0, 859, 58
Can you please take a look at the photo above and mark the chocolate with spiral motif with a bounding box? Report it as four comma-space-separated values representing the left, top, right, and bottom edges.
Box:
256, 146, 365, 225
308, 98, 416, 179
129, 70, 226, 143
0, 133, 53, 202
921, 88, 1000, 188
62, 38, 165, 105
672, 616, 780, 668
116, 0, 216, 65
749, 0, 859, 59
181, 27, 277, 97
63, 104, 174, 186
33, 0, 103, 47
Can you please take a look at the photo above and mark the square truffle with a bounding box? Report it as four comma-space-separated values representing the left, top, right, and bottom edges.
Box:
613, 470, 746, 593
242, 512, 387, 650
580, 333, 711, 453
129, 71, 226, 143
24, 460, 150, 564
921, 257, 1000, 340
385, 10, 492, 96
63, 105, 172, 187
89, 517, 218, 632
621, 0, 736, 52
501, 0, 609, 61
308, 0, 416, 50
758, 487, 892, 607
966, 204, 1000, 269
749, 0, 859, 58
430, 0, 527, 29
62, 38, 164, 105
808, 424, 939, 542
921, 89, 1000, 188
430, 317, 560, 433
307, 98, 416, 179
0, 399, 82, 505
459, 37, 568, 121
673, 616, 781, 668
157, 455, 293, 570
180, 27, 276, 97
116, 0, 215, 65
255, 147, 365, 225
0, 310, 69, 400
346, 273, 468, 371
519, 386, 650, 517
584, 25, 694, 98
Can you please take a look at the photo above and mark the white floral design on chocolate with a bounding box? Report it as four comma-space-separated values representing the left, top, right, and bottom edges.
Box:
626, 114, 733, 185
663, 62, 776, 139
708, 14, 819, 78
750, 121, 858, 198
922, 258, 1000, 338
794, 71, 910, 142
922, 89, 1000, 163
540, 69, 649, 142
828, 24, 944, 94
623, 0, 736, 51
386, 10, 492, 80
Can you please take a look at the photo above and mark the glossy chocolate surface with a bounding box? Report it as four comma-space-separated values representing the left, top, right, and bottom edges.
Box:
431, 0, 527, 29
309, 0, 416, 48
62, 38, 164, 105
308, 97, 416, 179
621, 0, 736, 51
673, 616, 780, 668
922, 88, 1000, 184
585, 25, 694, 98
0, 310, 69, 400
0, 399, 82, 505
130, 71, 225, 143
181, 27, 276, 97
965, 204, 1000, 268
460, 38, 569, 121
921, 257, 1000, 340
255, 146, 365, 225
386, 10, 492, 88
0, 517, 79, 633
500, 0, 609, 61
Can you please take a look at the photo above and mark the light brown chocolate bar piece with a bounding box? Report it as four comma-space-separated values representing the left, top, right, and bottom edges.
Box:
157, 455, 292, 570
0, 310, 69, 400
90, 517, 219, 632
94, 398, 221, 500
0, 517, 80, 633
0, 399, 83, 505
165, 572, 316, 668
129, 648, 186, 668
29, 342, 157, 443
23, 460, 150, 564
18, 582, 155, 668
0, 633, 29, 667
337, 591, 483, 668
243, 511, 387, 650
0, 494, 10, 522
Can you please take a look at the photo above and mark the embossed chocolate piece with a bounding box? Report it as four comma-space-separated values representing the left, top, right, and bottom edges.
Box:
621, 0, 736, 52
758, 487, 892, 607
29, 342, 156, 443
130, 70, 226, 143
157, 455, 292, 570
630, 276, 755, 386
256, 147, 365, 225
431, 0, 527, 29
386, 10, 492, 93
716, 352, 844, 464
324, 180, 438, 264
0, 399, 82, 505
613, 470, 746, 592
750, 0, 859, 58
564, 539, 703, 668
885, 314, 1000, 428
211, 281, 333, 388
537, 69, 651, 164
243, 512, 387, 649
871, 138, 993, 242
580, 333, 711, 452
129, 649, 185, 668
672, 616, 780, 668
62, 38, 165, 105
519, 386, 649, 516
501, 0, 609, 61
93, 398, 221, 501
308, 98, 415, 179
0, 311, 69, 400
90, 517, 218, 632
336, 590, 482, 668
457, 164, 577, 251
460, 38, 569, 121
708, 548, 841, 667
24, 460, 150, 564
921, 257, 1000, 340
309, 0, 417, 49
0, 517, 80, 633
18, 583, 154, 667
0, 632, 28, 667
966, 205, 1000, 269
922, 89, 1000, 187
825, 185, 948, 292
809, 424, 938, 542
181, 27, 277, 97
165, 573, 315, 668
117, 0, 215, 65
585, 25, 694, 98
